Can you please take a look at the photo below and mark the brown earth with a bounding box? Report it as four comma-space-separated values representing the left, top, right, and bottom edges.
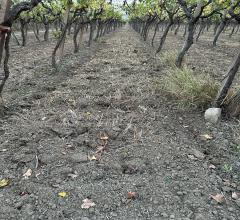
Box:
0, 25, 240, 220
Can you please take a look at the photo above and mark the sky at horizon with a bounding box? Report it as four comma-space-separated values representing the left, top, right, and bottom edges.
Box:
112, 0, 134, 5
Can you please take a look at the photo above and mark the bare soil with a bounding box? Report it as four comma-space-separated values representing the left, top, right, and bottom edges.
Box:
0, 25, 240, 220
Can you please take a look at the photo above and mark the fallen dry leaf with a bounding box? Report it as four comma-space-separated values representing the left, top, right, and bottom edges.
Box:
0, 179, 9, 188
100, 136, 109, 141
96, 146, 105, 153
200, 134, 213, 140
81, 198, 96, 209
210, 194, 225, 203
127, 191, 136, 199
67, 173, 78, 179
58, 191, 68, 198
23, 168, 32, 179
232, 192, 240, 200
209, 164, 216, 169
19, 191, 29, 196
88, 155, 97, 161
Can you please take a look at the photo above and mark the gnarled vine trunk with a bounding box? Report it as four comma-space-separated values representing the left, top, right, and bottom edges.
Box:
156, 20, 173, 54
44, 23, 49, 41
214, 52, 240, 107
213, 20, 227, 47
176, 22, 194, 68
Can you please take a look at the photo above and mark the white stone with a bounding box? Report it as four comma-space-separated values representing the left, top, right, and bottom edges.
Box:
204, 108, 222, 124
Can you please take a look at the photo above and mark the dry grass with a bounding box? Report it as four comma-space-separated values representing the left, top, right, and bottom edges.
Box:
160, 50, 179, 68
160, 66, 219, 109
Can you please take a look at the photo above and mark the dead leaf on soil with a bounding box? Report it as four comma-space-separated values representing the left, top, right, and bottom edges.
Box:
100, 135, 109, 141
127, 191, 136, 199
23, 168, 32, 179
200, 134, 213, 141
67, 173, 78, 179
58, 191, 68, 198
81, 198, 96, 209
0, 179, 9, 188
96, 146, 105, 153
209, 164, 216, 169
19, 191, 29, 196
88, 155, 97, 161
210, 194, 225, 203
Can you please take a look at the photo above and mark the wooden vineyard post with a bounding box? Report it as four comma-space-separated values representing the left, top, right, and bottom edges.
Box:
0, 0, 11, 65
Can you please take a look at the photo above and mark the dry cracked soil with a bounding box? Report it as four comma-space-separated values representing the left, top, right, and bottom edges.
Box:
0, 25, 240, 220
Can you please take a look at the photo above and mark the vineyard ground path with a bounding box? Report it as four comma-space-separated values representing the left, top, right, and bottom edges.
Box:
0, 25, 239, 220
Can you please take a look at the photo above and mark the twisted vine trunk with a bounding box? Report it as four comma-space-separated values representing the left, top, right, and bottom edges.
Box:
0, 31, 11, 95
73, 22, 82, 53
33, 23, 40, 41
156, 20, 173, 54
196, 22, 205, 42
174, 22, 180, 35
214, 52, 240, 107
12, 31, 20, 45
44, 23, 49, 41
176, 22, 194, 68
51, 23, 69, 68
213, 20, 227, 47
20, 19, 26, 46
88, 21, 95, 47
229, 24, 236, 38
151, 22, 159, 47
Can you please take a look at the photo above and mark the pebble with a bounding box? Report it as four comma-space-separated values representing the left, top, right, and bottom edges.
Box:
176, 165, 182, 170
177, 191, 184, 196
192, 149, 205, 160
111, 212, 118, 217
204, 108, 221, 124
70, 153, 88, 163
212, 211, 218, 215
89, 208, 95, 214
161, 212, 168, 218
60, 167, 73, 174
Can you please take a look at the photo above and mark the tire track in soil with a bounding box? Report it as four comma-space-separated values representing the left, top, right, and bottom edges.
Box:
0, 26, 239, 220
